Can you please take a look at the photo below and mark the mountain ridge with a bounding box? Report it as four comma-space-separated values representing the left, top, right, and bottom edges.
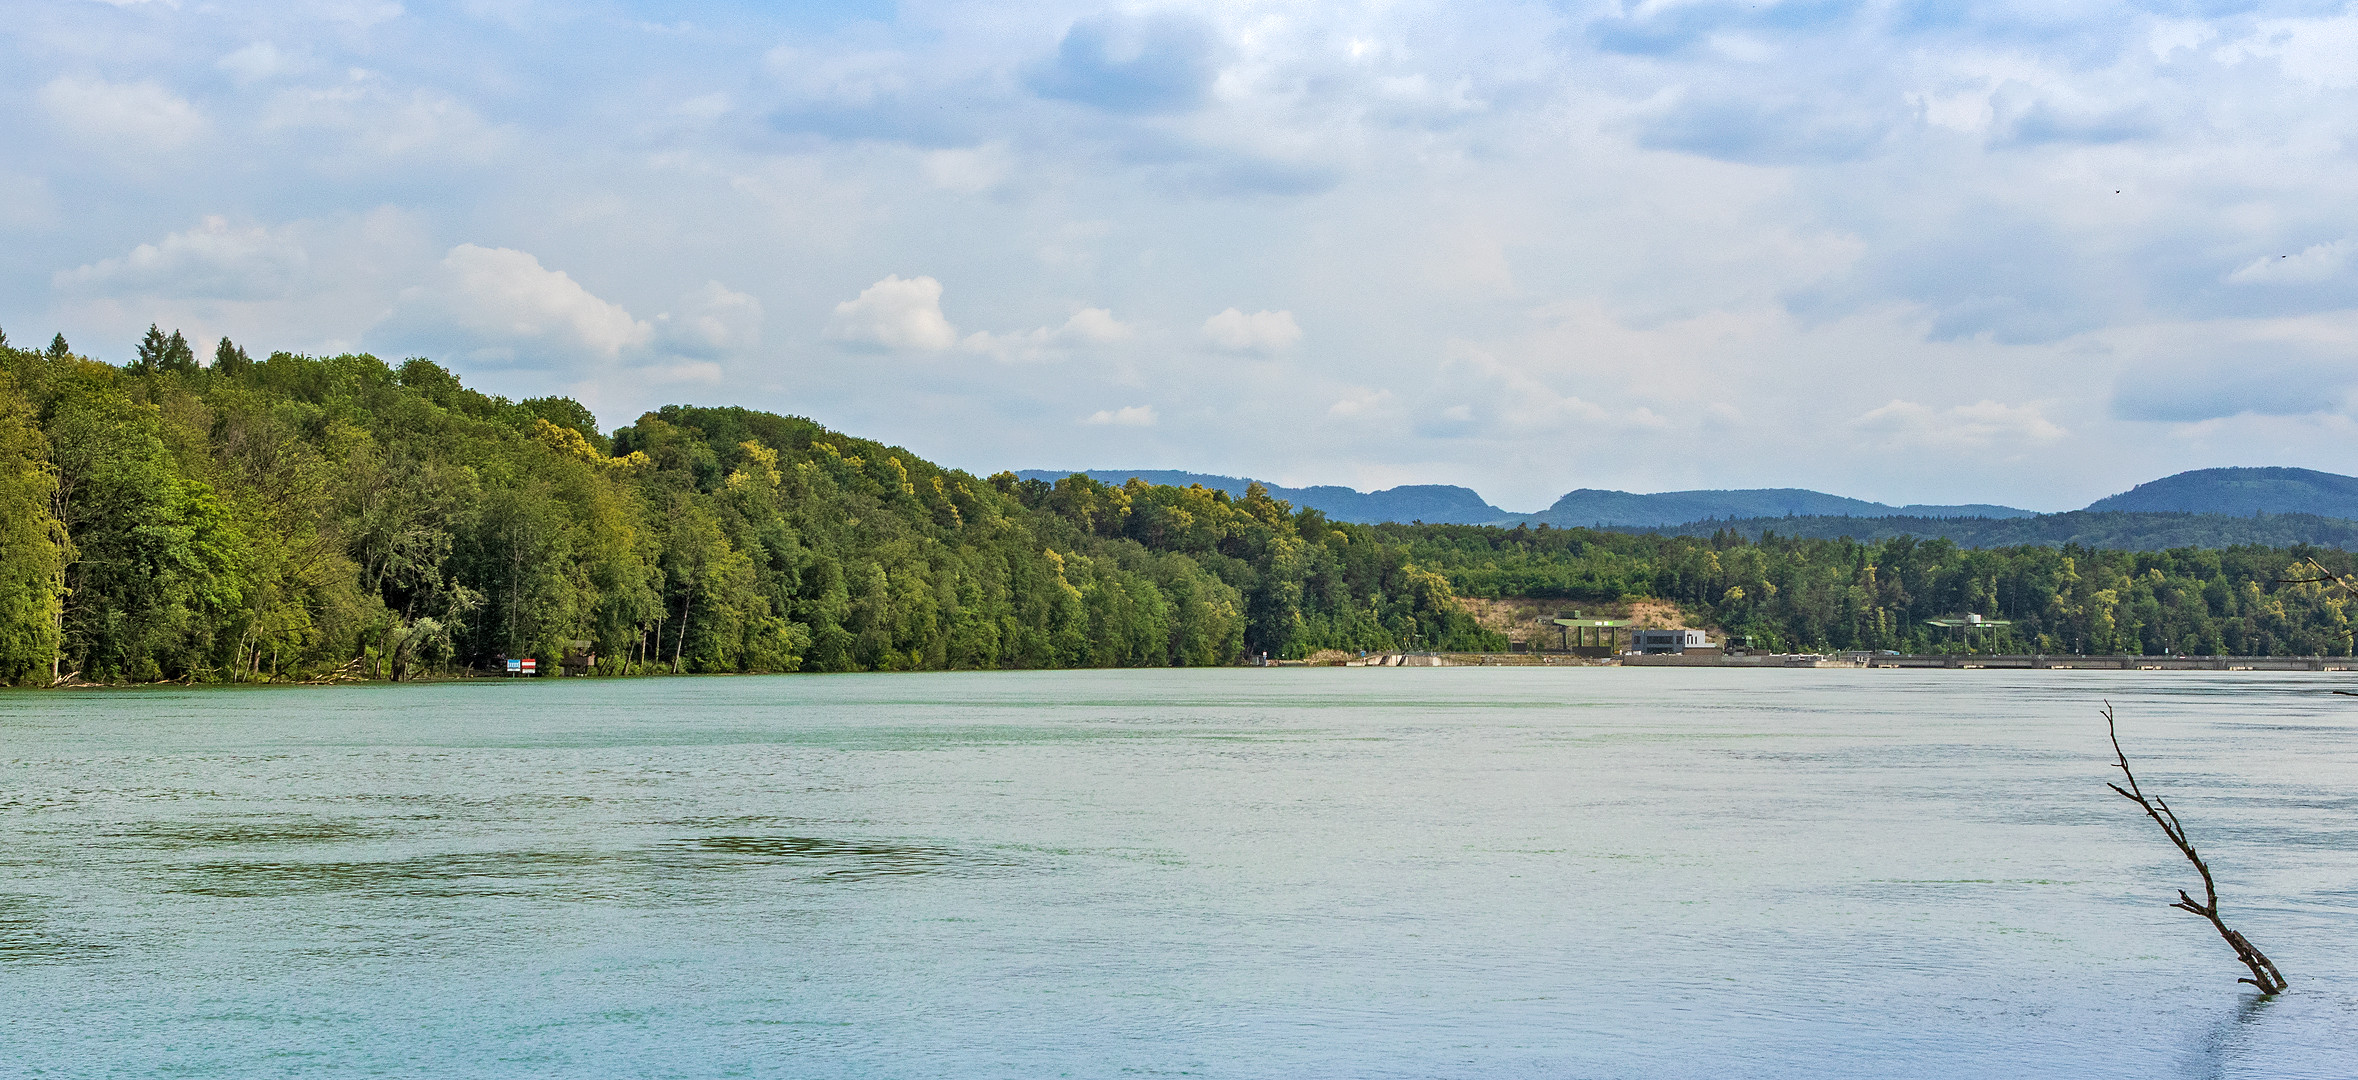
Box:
1020, 465, 2358, 532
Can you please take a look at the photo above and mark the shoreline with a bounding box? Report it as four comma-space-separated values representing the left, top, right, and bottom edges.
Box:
1354, 651, 2358, 670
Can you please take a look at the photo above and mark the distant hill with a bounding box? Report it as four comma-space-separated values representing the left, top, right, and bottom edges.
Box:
1632, 511, 2358, 551
1021, 465, 2358, 535
1511, 487, 2033, 528
1014, 469, 1514, 525
2084, 467, 2358, 517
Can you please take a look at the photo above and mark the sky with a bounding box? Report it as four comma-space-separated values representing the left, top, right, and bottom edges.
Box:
6, 0, 2358, 512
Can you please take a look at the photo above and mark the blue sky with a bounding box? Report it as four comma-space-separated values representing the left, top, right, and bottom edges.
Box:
7, 0, 2358, 511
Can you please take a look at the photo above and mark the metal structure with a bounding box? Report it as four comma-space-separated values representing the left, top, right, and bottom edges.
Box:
1551, 613, 1630, 657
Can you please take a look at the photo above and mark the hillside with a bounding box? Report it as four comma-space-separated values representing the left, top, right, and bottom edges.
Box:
1513, 488, 2033, 528
0, 337, 1500, 684
1015, 469, 1513, 524
2084, 467, 2358, 517
1631, 511, 2358, 550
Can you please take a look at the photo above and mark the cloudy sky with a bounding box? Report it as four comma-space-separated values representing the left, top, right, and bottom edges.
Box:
7, 0, 2358, 511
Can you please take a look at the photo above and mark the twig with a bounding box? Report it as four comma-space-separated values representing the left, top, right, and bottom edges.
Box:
2104, 702, 2287, 994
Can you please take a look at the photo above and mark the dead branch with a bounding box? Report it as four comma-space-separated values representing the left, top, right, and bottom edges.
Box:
304, 656, 369, 685
2275, 557, 2358, 595
2104, 702, 2287, 994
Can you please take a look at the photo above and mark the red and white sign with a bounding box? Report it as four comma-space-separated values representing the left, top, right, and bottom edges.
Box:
519, 658, 537, 675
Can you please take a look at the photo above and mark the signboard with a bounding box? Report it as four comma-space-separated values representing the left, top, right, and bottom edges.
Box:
520, 658, 537, 675
505, 658, 521, 674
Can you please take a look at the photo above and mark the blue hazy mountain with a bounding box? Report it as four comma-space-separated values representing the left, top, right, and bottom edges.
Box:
1012, 470, 1514, 524
2083, 467, 2358, 517
1512, 488, 2034, 528
1021, 465, 2358, 531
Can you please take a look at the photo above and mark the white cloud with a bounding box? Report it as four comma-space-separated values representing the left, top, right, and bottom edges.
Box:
964, 307, 1134, 361
1084, 405, 1157, 426
381, 244, 651, 365
25, 0, 2358, 509
219, 42, 300, 85
39, 77, 207, 150
1328, 387, 1394, 418
1852, 399, 2068, 450
656, 281, 763, 356
264, 79, 504, 163
1202, 307, 1300, 353
923, 143, 1013, 193
54, 216, 310, 300
825, 274, 959, 350
2227, 240, 2354, 286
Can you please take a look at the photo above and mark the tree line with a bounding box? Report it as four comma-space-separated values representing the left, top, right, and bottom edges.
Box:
4, 323, 2350, 684
1381, 523, 2358, 656
0, 327, 1498, 684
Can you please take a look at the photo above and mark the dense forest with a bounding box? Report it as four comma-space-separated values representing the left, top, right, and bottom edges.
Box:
1633, 510, 2358, 551
0, 327, 1498, 685
2, 324, 2354, 685
1385, 524, 2358, 657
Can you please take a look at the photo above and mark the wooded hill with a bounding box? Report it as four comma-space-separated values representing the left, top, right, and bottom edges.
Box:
0, 330, 1498, 685
5, 325, 2356, 683
1383, 524, 2358, 657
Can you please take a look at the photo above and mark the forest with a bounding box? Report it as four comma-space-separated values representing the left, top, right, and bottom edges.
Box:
0, 327, 1498, 685
1385, 524, 2358, 657
1, 324, 2353, 685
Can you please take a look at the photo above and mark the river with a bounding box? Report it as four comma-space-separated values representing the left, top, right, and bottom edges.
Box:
3, 669, 2353, 1078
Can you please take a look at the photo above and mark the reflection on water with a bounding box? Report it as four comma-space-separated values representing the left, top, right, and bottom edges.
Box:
680, 835, 966, 878
0, 669, 2353, 1078
117, 817, 380, 846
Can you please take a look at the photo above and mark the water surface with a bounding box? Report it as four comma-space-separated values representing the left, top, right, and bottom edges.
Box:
3, 669, 2354, 1078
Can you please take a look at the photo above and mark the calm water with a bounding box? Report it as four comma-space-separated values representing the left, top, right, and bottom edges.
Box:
3, 669, 2355, 1078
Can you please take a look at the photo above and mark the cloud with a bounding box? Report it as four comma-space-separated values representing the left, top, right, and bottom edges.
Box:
2107, 320, 2358, 422
2227, 241, 2354, 286
1028, 12, 1223, 114
965, 307, 1134, 361
1852, 399, 2068, 449
379, 244, 652, 365
922, 143, 1013, 193
655, 281, 763, 357
264, 79, 505, 163
53, 216, 310, 300
1328, 387, 1395, 418
1084, 404, 1157, 426
219, 42, 301, 85
1201, 308, 1300, 353
825, 274, 958, 350
1635, 93, 1901, 165
39, 76, 207, 150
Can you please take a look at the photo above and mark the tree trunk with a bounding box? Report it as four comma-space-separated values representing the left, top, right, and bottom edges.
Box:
673, 580, 696, 674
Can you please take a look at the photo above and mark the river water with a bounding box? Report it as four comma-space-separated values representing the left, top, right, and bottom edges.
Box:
2, 669, 2354, 1078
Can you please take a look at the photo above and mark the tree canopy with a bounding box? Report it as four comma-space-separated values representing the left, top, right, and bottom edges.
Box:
0, 330, 1498, 683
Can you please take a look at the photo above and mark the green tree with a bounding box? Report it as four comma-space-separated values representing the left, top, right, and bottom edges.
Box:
162, 330, 198, 375
213, 337, 252, 376
134, 325, 169, 374
0, 371, 66, 683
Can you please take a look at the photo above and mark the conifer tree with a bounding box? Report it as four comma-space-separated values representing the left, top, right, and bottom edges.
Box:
162, 330, 197, 374
213, 337, 252, 376
135, 324, 168, 373
45, 335, 69, 361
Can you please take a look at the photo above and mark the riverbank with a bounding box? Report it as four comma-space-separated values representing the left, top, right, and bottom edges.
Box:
1339, 651, 2358, 670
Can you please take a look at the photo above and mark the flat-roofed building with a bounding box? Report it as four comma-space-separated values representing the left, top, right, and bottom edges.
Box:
1630, 628, 1712, 654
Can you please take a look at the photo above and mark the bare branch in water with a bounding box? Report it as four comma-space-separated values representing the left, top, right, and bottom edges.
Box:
2104, 702, 2287, 995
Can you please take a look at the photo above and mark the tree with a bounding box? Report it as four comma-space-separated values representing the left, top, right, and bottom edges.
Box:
135, 325, 169, 373
162, 330, 198, 375
2103, 704, 2287, 994
46, 334, 70, 361
212, 337, 251, 376
0, 372, 66, 683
